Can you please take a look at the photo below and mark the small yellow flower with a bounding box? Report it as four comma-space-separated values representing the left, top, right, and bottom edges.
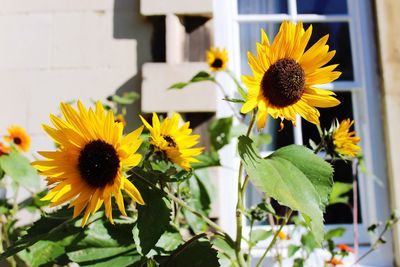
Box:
140, 113, 204, 171
4, 126, 31, 152
332, 119, 361, 157
33, 101, 144, 226
206, 47, 228, 72
277, 231, 286, 240
240, 21, 341, 130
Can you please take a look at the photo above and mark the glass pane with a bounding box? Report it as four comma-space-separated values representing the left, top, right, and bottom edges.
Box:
239, 22, 280, 76
303, 22, 353, 81
238, 0, 288, 14
297, 0, 348, 15
324, 160, 362, 224
302, 91, 354, 147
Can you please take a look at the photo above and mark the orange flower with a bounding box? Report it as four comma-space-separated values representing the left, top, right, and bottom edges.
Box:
325, 258, 344, 266
0, 142, 9, 156
4, 126, 30, 152
337, 244, 354, 253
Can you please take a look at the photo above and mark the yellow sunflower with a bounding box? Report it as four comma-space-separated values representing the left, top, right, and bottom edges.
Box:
0, 142, 9, 156
207, 47, 228, 72
140, 113, 204, 171
4, 126, 31, 152
240, 21, 341, 129
332, 119, 361, 157
33, 101, 144, 226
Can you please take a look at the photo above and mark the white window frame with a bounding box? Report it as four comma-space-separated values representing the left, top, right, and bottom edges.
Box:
213, 0, 393, 265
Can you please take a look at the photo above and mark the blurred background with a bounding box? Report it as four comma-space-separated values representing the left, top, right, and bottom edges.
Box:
0, 0, 399, 266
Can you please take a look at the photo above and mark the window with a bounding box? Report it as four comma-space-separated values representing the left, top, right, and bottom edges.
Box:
213, 0, 392, 265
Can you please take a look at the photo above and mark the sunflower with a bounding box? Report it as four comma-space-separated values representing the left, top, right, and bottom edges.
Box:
115, 114, 126, 127
4, 126, 31, 152
207, 47, 228, 72
33, 101, 144, 226
332, 119, 361, 157
140, 113, 204, 171
0, 142, 9, 156
240, 21, 341, 129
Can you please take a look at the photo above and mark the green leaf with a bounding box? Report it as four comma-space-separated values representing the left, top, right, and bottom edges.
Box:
237, 136, 334, 244
222, 97, 245, 104
212, 237, 235, 267
250, 229, 273, 245
209, 117, 233, 151
287, 245, 301, 257
253, 133, 272, 148
183, 173, 212, 233
329, 182, 353, 205
0, 151, 40, 191
324, 227, 346, 240
293, 258, 305, 267
163, 238, 220, 267
301, 232, 319, 254
192, 151, 221, 169
67, 246, 144, 267
109, 92, 140, 105
132, 179, 171, 256
168, 71, 215, 90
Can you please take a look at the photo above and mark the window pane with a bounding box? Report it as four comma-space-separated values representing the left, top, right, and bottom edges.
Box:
324, 160, 362, 224
238, 0, 288, 14
297, 0, 348, 15
303, 22, 353, 81
239, 22, 279, 76
302, 91, 354, 147
304, 22, 354, 81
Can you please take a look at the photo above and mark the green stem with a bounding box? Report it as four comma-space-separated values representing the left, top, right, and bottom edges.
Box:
247, 220, 254, 267
255, 210, 293, 267
214, 80, 242, 121
235, 111, 257, 267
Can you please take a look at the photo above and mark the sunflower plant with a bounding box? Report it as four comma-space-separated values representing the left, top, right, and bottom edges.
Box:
0, 21, 397, 267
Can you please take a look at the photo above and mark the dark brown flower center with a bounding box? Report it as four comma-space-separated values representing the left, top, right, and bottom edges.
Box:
163, 135, 177, 148
211, 58, 223, 68
13, 137, 22, 145
78, 140, 120, 188
261, 58, 305, 107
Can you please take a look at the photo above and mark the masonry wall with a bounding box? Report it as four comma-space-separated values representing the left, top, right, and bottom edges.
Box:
0, 0, 152, 154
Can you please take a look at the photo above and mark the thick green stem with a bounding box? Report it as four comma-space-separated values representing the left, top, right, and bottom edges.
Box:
235, 112, 257, 267
255, 210, 293, 267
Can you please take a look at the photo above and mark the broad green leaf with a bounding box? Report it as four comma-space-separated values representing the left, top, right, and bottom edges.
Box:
192, 151, 221, 169
287, 245, 301, 257
67, 246, 144, 267
153, 228, 184, 253
163, 238, 220, 267
212, 237, 235, 267
250, 229, 273, 245
329, 182, 353, 205
132, 179, 171, 256
238, 136, 333, 244
0, 208, 78, 261
324, 227, 346, 240
0, 151, 40, 190
209, 117, 233, 150
168, 71, 215, 90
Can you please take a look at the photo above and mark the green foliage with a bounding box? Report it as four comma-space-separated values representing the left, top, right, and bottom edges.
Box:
209, 117, 233, 151
161, 237, 220, 267
249, 229, 273, 246
0, 150, 40, 191
287, 245, 301, 257
132, 179, 172, 256
168, 71, 215, 90
192, 151, 220, 169
329, 182, 353, 205
108, 91, 140, 105
237, 136, 334, 244
324, 227, 346, 240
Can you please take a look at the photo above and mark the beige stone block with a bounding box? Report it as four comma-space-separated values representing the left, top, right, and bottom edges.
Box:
0, 14, 51, 70
0, 0, 114, 13
51, 12, 137, 69
140, 0, 212, 16
141, 63, 217, 113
